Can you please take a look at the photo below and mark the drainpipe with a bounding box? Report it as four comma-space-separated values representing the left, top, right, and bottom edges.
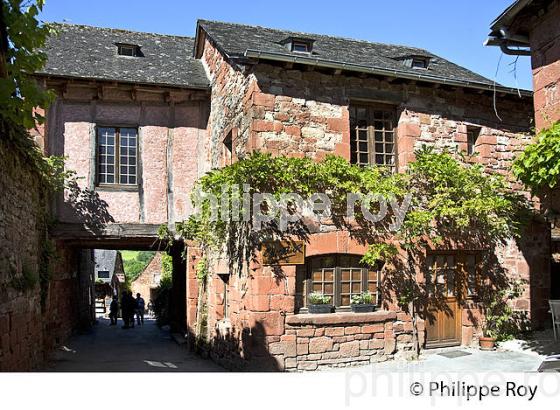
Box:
485, 28, 531, 56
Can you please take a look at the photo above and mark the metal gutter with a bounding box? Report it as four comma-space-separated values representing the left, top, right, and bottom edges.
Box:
489, 0, 534, 31
243, 49, 532, 97
485, 25, 531, 56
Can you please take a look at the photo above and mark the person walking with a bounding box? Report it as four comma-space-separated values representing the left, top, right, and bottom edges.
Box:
109, 296, 119, 326
121, 292, 134, 329
127, 291, 135, 328
135, 293, 145, 325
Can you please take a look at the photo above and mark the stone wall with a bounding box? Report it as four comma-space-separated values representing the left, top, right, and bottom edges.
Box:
200, 38, 256, 169
528, 0, 560, 131
0, 134, 91, 371
195, 38, 546, 371
282, 311, 415, 371
45, 83, 209, 226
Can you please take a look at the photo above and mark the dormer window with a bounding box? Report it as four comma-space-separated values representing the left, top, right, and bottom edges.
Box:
116, 43, 141, 57
292, 40, 310, 53
280, 37, 314, 54
411, 56, 429, 69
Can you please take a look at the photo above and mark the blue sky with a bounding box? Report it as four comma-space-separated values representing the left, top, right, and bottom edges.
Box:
39, 0, 532, 90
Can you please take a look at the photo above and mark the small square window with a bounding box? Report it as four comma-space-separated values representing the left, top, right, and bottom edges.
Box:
292, 41, 310, 53
117, 44, 140, 57
97, 270, 110, 279
412, 57, 428, 69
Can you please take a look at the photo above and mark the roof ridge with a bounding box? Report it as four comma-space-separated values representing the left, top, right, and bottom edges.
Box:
48, 21, 195, 40
197, 19, 432, 54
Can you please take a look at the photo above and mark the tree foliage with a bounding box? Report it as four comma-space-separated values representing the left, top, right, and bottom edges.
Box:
512, 121, 560, 191
122, 251, 155, 282
1, 0, 54, 129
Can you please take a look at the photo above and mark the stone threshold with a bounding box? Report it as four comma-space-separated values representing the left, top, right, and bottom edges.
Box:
286, 310, 396, 326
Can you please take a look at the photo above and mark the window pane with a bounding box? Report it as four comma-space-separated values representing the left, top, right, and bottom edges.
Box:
312, 270, 322, 281
341, 295, 350, 306
119, 128, 138, 185
97, 128, 116, 184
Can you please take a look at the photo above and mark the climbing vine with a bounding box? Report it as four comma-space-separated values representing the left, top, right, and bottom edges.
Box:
512, 121, 560, 192
164, 146, 528, 353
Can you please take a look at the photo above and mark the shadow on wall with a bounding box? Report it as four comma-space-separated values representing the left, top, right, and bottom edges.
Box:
199, 321, 280, 371
378, 226, 533, 346
60, 180, 115, 233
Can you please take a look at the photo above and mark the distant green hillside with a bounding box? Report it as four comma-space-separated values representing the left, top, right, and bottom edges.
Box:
121, 251, 156, 282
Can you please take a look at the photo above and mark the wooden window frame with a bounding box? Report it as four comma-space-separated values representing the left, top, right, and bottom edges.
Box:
425, 251, 482, 301
304, 254, 380, 311
96, 126, 139, 188
350, 103, 397, 171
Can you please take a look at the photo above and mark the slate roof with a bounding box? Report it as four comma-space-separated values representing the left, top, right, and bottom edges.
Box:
37, 23, 210, 89
197, 20, 529, 94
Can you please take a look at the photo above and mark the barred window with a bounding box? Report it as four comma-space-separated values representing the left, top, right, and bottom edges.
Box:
350, 104, 397, 170
306, 254, 380, 309
97, 127, 138, 186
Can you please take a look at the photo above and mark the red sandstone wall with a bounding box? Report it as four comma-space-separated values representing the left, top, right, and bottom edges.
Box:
196, 33, 544, 370
0, 137, 87, 371
529, 0, 560, 130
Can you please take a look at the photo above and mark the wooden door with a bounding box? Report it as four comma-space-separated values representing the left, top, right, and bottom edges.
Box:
425, 253, 462, 348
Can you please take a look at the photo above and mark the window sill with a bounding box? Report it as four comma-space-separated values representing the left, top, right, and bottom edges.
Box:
286, 310, 396, 326
96, 184, 139, 192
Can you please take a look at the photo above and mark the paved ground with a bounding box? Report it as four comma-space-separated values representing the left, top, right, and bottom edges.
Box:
44, 318, 223, 372
43, 317, 556, 373
338, 348, 544, 374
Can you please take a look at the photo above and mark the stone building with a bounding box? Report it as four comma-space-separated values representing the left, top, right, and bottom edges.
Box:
94, 250, 123, 283
487, 0, 560, 301
131, 252, 163, 303
486, 0, 560, 131
35, 19, 550, 371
